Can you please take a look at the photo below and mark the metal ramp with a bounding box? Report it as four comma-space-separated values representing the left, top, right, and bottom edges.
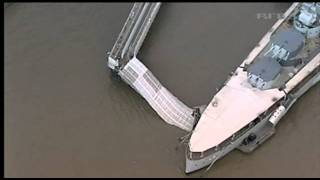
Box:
108, 3, 161, 70
107, 3, 196, 131
119, 57, 195, 131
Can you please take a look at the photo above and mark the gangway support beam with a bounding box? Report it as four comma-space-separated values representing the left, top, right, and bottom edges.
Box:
108, 2, 161, 71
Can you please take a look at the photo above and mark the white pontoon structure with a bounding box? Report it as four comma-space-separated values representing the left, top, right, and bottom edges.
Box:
107, 2, 320, 174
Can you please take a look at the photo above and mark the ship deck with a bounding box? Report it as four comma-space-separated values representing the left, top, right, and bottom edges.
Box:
189, 67, 285, 152
189, 2, 320, 153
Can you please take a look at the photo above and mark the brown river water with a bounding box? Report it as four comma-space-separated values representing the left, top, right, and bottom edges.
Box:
4, 3, 320, 177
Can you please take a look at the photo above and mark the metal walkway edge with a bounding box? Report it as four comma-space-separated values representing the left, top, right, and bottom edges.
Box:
107, 2, 197, 132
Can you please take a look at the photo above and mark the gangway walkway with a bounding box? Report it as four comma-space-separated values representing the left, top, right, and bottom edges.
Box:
107, 2, 197, 131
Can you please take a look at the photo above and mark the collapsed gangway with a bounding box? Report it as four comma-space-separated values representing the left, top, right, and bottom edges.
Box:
107, 2, 200, 131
